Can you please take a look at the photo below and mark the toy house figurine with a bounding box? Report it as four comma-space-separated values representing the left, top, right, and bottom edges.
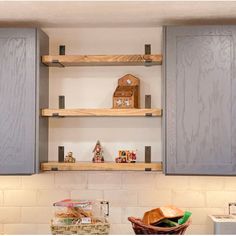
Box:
113, 74, 140, 109
64, 152, 76, 163
92, 140, 104, 163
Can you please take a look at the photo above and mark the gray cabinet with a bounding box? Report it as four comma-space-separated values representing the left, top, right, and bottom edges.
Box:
163, 26, 236, 175
0, 28, 49, 174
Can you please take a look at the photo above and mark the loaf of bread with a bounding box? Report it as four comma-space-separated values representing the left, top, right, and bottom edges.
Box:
142, 205, 184, 225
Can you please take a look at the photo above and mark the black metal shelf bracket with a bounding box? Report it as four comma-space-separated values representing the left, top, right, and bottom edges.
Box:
145, 146, 151, 163
145, 113, 153, 117
51, 167, 59, 171
145, 168, 152, 171
58, 146, 64, 163
145, 95, 151, 108
52, 113, 59, 117
59, 45, 66, 55
56, 95, 65, 118
59, 96, 65, 109
52, 60, 65, 67
144, 44, 152, 66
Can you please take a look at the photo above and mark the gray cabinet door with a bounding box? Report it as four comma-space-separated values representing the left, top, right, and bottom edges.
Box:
0, 29, 36, 174
164, 26, 236, 175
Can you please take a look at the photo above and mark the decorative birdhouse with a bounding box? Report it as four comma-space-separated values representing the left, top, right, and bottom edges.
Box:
113, 74, 140, 109
92, 140, 104, 163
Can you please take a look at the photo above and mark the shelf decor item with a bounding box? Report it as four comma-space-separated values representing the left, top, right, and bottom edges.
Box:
92, 141, 104, 163
115, 150, 136, 163
113, 74, 140, 109
64, 152, 76, 163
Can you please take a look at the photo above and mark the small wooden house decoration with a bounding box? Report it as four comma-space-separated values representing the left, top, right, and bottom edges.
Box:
113, 74, 140, 109
92, 140, 104, 163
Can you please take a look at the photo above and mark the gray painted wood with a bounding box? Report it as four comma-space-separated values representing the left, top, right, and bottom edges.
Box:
0, 28, 48, 174
35, 29, 49, 173
164, 26, 236, 175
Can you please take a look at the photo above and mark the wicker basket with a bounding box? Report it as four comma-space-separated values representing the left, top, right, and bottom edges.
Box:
128, 217, 191, 235
51, 221, 110, 235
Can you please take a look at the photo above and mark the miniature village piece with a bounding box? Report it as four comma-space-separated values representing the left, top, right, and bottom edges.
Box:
115, 150, 136, 163
92, 140, 104, 163
64, 152, 76, 163
113, 74, 140, 109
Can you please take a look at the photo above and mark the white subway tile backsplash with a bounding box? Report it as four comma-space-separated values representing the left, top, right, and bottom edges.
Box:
0, 191, 3, 206
104, 190, 137, 207
37, 189, 70, 206
110, 224, 134, 235
21, 207, 53, 224
138, 190, 171, 207
122, 207, 151, 224
71, 189, 103, 200
172, 190, 206, 208
4, 190, 37, 207
36, 224, 51, 235
3, 224, 37, 235
1, 172, 236, 235
188, 176, 224, 190
0, 207, 21, 224
22, 173, 54, 189
187, 207, 224, 225
156, 175, 189, 190
206, 191, 236, 208
0, 177, 21, 189
88, 172, 122, 190
122, 172, 157, 190
108, 207, 123, 224
224, 177, 236, 190
55, 172, 87, 189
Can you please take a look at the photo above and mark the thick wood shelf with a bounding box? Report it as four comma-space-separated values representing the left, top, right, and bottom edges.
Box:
42, 54, 162, 67
41, 108, 162, 117
41, 162, 162, 171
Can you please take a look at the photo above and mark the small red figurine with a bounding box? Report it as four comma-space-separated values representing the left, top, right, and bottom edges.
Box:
92, 140, 104, 163
115, 150, 136, 163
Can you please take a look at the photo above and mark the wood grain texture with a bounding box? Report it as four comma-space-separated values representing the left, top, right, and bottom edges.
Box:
0, 29, 36, 174
41, 108, 162, 117
41, 54, 162, 67
165, 26, 236, 175
41, 162, 162, 171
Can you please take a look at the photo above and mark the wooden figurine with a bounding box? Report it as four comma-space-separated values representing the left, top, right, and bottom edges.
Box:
113, 74, 140, 109
64, 152, 76, 163
92, 140, 104, 163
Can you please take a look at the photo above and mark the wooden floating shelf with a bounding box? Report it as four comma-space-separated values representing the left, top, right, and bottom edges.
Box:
41, 108, 162, 117
41, 162, 162, 171
41, 54, 162, 67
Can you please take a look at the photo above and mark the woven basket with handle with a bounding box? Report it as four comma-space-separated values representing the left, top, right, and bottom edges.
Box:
128, 217, 191, 235
51, 221, 110, 235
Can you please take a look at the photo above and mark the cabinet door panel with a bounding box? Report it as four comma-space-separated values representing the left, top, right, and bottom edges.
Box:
164, 26, 236, 175
0, 29, 36, 174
